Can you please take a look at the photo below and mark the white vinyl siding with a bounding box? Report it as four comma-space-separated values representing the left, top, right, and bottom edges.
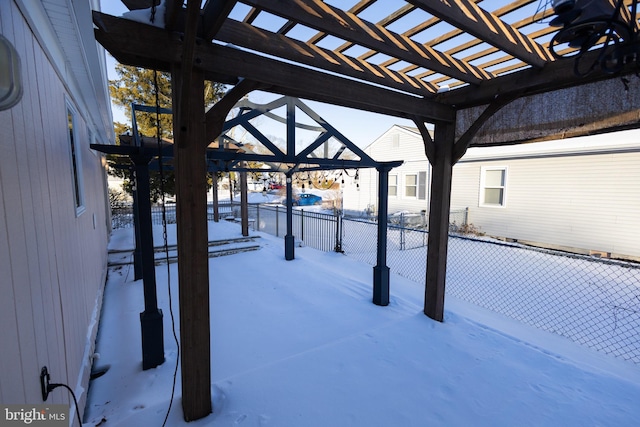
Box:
453, 144, 640, 259
0, 0, 110, 411
342, 125, 432, 214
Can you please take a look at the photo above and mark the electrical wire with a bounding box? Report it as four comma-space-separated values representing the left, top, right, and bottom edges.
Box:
151, 69, 181, 427
47, 383, 82, 427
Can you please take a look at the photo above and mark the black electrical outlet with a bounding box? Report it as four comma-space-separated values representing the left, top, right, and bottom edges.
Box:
40, 366, 50, 401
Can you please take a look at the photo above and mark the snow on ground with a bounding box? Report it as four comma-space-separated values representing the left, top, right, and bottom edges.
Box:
85, 220, 640, 426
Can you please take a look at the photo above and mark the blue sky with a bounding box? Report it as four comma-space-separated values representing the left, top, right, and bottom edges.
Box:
99, 1, 416, 149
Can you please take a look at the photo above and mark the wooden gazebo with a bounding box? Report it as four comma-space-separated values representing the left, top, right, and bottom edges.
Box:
94, 0, 640, 420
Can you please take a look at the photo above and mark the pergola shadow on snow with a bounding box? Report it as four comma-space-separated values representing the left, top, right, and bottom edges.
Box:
95, 0, 640, 420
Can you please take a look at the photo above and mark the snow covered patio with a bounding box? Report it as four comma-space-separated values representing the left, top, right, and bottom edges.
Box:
84, 220, 640, 426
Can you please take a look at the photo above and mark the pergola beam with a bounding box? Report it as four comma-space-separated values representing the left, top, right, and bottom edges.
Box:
215, 19, 437, 96
92, 12, 455, 122
406, 0, 551, 68
202, 0, 238, 40
241, 0, 490, 84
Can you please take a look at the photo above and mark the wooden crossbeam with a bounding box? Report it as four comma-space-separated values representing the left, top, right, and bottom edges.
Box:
337, 3, 419, 58
395, 1, 545, 75
242, 0, 491, 84
406, 0, 552, 68
216, 19, 437, 95
307, 0, 376, 45
202, 0, 238, 40
92, 12, 455, 122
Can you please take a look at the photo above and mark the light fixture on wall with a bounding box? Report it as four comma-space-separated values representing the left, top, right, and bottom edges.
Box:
549, 0, 639, 76
0, 35, 23, 110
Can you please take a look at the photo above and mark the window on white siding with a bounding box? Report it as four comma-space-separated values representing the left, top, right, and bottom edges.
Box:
66, 103, 85, 215
388, 174, 398, 197
418, 171, 427, 200
480, 167, 507, 207
405, 174, 417, 197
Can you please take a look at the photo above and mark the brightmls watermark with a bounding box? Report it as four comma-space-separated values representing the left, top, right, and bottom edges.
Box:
0, 405, 67, 426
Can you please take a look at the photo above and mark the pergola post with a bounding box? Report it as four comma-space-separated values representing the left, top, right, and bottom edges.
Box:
424, 121, 456, 322
171, 65, 211, 421
131, 153, 165, 370
373, 165, 391, 306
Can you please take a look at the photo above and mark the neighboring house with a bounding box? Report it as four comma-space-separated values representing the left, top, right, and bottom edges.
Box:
342, 125, 431, 220
451, 130, 640, 261
1, 0, 112, 421
343, 125, 640, 260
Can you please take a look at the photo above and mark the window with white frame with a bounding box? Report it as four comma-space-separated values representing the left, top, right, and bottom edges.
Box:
480, 167, 507, 207
66, 103, 85, 215
405, 174, 417, 197
388, 174, 398, 196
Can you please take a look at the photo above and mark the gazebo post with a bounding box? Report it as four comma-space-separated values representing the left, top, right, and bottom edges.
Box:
131, 153, 164, 370
240, 165, 249, 236
373, 165, 391, 306
424, 121, 456, 322
212, 170, 220, 222
130, 166, 143, 281
284, 171, 295, 260
284, 97, 297, 260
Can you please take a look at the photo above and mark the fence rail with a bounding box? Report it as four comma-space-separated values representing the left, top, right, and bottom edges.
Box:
111, 202, 640, 364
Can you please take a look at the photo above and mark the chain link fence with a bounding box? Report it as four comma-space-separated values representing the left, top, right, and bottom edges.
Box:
341, 219, 640, 364
112, 201, 640, 364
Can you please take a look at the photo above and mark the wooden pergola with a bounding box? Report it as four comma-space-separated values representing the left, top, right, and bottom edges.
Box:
94, 0, 640, 420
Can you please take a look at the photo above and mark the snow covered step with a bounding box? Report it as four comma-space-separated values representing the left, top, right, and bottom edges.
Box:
107, 236, 262, 267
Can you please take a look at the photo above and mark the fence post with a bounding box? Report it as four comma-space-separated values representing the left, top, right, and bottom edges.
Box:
301, 209, 305, 242
276, 205, 279, 236
334, 211, 343, 252
400, 212, 405, 251
256, 204, 260, 232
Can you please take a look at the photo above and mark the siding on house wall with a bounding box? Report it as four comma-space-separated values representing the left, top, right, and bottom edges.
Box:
0, 0, 109, 412
343, 126, 431, 215
345, 124, 640, 259
451, 149, 640, 258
